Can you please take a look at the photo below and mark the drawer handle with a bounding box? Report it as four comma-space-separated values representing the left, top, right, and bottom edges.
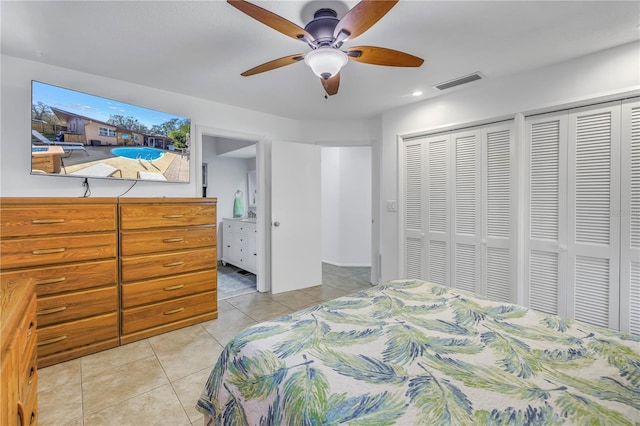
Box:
164, 307, 185, 315
163, 238, 184, 243
32, 248, 66, 255
32, 218, 65, 224
37, 306, 68, 316
162, 214, 184, 219
163, 284, 185, 291
38, 335, 67, 346
164, 261, 184, 267
35, 276, 67, 285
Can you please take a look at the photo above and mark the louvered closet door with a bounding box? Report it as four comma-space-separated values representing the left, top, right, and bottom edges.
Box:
525, 112, 569, 315
567, 102, 621, 329
451, 129, 482, 293
482, 123, 516, 302
403, 139, 426, 279
425, 133, 450, 286
620, 98, 640, 335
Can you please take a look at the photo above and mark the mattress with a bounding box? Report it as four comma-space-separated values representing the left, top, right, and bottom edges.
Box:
196, 280, 640, 425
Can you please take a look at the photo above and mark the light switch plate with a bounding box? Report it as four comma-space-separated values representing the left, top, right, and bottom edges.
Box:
387, 200, 397, 212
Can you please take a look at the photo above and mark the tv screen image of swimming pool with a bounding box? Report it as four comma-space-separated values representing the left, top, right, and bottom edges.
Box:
111, 147, 165, 161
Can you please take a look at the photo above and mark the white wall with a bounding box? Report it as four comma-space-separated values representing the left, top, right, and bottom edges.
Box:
322, 146, 372, 267
376, 41, 640, 282
0, 55, 373, 198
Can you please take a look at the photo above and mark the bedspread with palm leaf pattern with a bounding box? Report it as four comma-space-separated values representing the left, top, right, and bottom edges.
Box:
196, 280, 640, 425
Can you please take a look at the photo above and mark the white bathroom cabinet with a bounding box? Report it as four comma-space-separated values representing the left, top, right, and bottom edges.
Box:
221, 218, 257, 274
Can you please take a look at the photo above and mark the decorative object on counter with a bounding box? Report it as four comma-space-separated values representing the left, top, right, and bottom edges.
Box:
233, 190, 244, 217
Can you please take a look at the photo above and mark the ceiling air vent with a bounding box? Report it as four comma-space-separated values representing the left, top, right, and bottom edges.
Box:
434, 72, 484, 91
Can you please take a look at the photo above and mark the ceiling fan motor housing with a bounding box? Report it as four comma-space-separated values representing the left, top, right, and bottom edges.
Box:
304, 9, 339, 46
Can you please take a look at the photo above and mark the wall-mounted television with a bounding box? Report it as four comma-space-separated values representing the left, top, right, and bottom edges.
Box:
31, 81, 190, 183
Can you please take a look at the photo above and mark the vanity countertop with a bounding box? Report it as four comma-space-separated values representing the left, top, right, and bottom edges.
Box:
223, 217, 257, 223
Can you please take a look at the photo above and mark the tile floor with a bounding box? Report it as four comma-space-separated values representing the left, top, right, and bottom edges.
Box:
37, 263, 372, 426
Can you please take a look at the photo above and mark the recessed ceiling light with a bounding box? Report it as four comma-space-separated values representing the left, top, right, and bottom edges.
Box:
412, 91, 423, 97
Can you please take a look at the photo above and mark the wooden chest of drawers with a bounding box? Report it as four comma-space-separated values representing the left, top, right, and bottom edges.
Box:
119, 198, 217, 344
0, 198, 119, 368
1, 278, 38, 426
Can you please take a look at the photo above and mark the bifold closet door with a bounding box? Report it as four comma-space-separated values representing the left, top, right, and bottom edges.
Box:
526, 100, 625, 330
403, 140, 426, 279
525, 112, 568, 316
482, 123, 516, 302
451, 129, 482, 294
401, 134, 450, 285
567, 102, 621, 329
621, 98, 640, 335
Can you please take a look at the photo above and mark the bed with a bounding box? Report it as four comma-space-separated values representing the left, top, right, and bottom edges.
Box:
196, 280, 640, 425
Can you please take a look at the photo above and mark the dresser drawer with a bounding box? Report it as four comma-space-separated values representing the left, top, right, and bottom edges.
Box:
37, 312, 118, 358
20, 343, 37, 409
121, 291, 216, 335
1, 204, 116, 237
122, 270, 216, 308
121, 247, 217, 282
18, 296, 37, 360
120, 226, 216, 256
225, 220, 255, 234
1, 233, 116, 268
0, 259, 117, 297
37, 286, 118, 327
120, 203, 216, 230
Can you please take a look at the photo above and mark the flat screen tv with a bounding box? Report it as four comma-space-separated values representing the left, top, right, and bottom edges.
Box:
31, 80, 190, 183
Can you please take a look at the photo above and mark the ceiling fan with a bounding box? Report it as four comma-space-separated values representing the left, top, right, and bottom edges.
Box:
228, 0, 424, 96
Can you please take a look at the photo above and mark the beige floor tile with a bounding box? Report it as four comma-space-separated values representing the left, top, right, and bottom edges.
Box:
84, 383, 190, 426
236, 298, 292, 322
201, 307, 256, 341
171, 366, 212, 424
300, 284, 351, 301
149, 325, 223, 382
81, 339, 154, 377
270, 290, 323, 310
82, 355, 169, 415
38, 358, 81, 392
37, 379, 83, 426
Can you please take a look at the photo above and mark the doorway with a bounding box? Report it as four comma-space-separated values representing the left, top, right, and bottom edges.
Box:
201, 134, 260, 299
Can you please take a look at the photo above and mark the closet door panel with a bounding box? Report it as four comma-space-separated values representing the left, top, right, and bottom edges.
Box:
403, 140, 426, 279
483, 124, 516, 302
426, 134, 450, 286
621, 98, 640, 335
525, 112, 568, 315
567, 102, 621, 329
451, 129, 481, 293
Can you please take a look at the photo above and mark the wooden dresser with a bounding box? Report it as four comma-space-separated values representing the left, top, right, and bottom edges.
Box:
119, 198, 218, 344
0, 198, 119, 368
1, 277, 38, 426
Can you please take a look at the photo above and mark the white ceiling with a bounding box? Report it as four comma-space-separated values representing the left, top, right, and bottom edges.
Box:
2, 1, 639, 121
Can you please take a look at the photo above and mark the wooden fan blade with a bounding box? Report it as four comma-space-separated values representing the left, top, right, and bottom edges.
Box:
241, 54, 305, 76
321, 73, 340, 96
347, 46, 424, 67
228, 0, 313, 42
333, 0, 398, 41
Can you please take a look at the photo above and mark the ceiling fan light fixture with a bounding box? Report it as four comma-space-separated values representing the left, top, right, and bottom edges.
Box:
304, 47, 348, 80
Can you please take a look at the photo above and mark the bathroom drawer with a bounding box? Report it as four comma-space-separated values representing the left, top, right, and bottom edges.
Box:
121, 270, 216, 308
37, 312, 118, 358
120, 203, 216, 230
121, 291, 217, 335
0, 204, 116, 237
37, 286, 118, 327
0, 259, 117, 297
120, 226, 216, 256
0, 233, 116, 268
121, 247, 217, 282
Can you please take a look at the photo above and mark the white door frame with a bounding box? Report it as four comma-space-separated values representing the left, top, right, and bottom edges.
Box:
196, 125, 270, 292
